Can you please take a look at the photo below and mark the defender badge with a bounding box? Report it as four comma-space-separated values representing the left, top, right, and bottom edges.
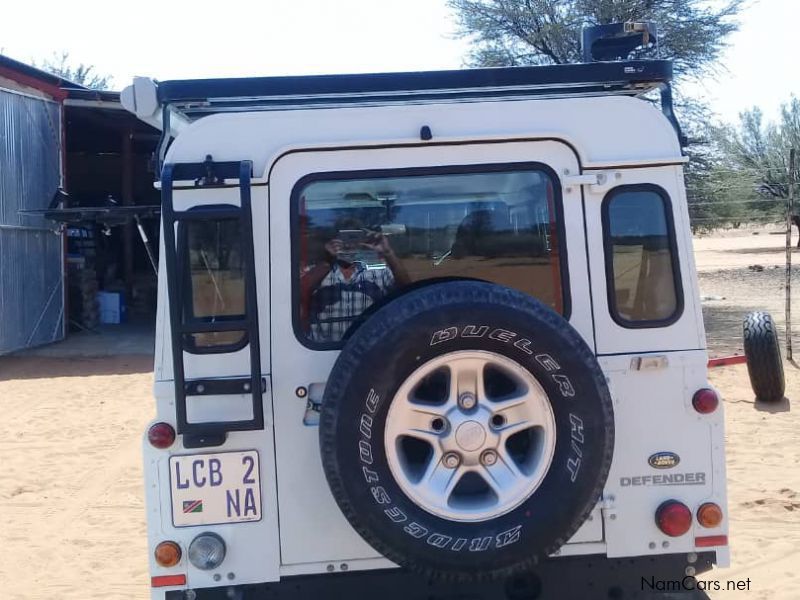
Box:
648, 452, 680, 469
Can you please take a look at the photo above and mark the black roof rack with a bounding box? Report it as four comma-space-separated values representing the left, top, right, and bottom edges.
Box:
133, 59, 684, 168
156, 59, 672, 118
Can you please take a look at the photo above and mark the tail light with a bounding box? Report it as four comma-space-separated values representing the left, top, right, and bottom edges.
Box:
154, 541, 182, 567
697, 502, 724, 528
692, 388, 719, 414
148, 422, 176, 449
655, 500, 692, 537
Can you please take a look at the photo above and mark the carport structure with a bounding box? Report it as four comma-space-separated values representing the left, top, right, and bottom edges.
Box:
0, 55, 159, 354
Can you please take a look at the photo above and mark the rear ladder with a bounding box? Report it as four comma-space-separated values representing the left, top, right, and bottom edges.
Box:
160, 159, 264, 447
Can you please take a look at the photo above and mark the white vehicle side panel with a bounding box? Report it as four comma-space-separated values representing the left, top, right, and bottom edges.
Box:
186, 393, 254, 424
600, 351, 728, 558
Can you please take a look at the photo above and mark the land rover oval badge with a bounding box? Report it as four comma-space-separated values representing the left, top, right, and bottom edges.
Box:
648, 452, 680, 469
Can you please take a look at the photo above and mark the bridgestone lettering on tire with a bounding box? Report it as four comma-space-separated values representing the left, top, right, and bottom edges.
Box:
319, 281, 614, 580
743, 311, 785, 403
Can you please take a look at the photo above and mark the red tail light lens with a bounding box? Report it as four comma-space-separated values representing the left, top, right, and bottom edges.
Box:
148, 422, 176, 449
656, 500, 692, 537
692, 388, 719, 414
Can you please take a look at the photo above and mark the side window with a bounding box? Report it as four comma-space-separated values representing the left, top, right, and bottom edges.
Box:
602, 185, 682, 326
181, 215, 247, 351
293, 164, 567, 348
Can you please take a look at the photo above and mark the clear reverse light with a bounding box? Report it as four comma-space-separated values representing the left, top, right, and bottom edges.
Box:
188, 532, 226, 571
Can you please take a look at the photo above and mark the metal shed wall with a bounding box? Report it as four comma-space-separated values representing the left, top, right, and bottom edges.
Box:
0, 87, 64, 354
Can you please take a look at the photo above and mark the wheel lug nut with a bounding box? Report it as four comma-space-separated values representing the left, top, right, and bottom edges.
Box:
458, 392, 477, 410
443, 452, 461, 469
480, 450, 498, 467
491, 414, 506, 428
431, 417, 446, 433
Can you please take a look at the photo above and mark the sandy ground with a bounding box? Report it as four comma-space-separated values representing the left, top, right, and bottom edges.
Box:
692, 226, 800, 598
693, 226, 800, 356
698, 364, 800, 600
0, 356, 153, 600
0, 226, 798, 599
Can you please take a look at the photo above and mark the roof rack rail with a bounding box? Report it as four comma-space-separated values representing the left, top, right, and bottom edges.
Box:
121, 59, 684, 165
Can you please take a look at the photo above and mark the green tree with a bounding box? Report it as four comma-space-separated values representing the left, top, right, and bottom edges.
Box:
37, 51, 112, 90
703, 98, 800, 227
448, 0, 745, 228
448, 0, 743, 81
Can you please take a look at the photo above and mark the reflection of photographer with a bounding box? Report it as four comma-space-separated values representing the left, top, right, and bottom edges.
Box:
300, 222, 411, 343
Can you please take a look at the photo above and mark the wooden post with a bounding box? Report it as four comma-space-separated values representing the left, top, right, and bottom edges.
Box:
787, 148, 795, 361
122, 127, 134, 301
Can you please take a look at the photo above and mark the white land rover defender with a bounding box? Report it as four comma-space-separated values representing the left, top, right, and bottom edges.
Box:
123, 24, 729, 600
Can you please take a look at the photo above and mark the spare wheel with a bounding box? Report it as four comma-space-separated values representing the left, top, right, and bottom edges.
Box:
319, 281, 614, 580
743, 311, 785, 402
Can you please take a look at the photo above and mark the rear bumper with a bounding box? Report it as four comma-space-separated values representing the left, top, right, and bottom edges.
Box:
163, 552, 716, 599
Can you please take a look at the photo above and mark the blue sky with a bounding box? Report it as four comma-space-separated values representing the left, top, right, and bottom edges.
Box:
0, 0, 796, 124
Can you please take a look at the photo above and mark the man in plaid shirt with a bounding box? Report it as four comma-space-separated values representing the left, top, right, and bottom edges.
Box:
300, 230, 411, 343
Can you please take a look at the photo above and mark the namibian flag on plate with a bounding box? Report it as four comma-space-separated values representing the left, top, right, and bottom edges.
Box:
183, 500, 203, 514
170, 450, 261, 527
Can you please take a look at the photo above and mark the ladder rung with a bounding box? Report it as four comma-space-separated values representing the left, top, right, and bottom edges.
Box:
171, 160, 245, 181
173, 208, 241, 221
181, 320, 249, 334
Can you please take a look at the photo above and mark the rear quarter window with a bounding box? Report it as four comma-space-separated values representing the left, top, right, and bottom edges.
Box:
602, 185, 683, 327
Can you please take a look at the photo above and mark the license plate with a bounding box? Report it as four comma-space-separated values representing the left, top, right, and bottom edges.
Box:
169, 450, 261, 527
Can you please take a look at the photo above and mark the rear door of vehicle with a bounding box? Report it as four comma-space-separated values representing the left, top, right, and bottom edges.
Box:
268, 140, 591, 566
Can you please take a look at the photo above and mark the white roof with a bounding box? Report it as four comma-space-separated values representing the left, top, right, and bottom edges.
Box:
164, 95, 682, 177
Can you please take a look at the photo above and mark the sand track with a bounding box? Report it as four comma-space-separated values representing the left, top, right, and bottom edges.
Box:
0, 356, 152, 600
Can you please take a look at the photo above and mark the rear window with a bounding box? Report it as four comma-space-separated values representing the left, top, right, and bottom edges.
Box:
293, 164, 566, 347
182, 216, 247, 351
602, 185, 682, 326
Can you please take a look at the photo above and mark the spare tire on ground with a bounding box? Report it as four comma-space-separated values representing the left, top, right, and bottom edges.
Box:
320, 281, 614, 581
743, 311, 785, 402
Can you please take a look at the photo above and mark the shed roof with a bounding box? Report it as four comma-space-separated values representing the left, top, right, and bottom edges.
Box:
0, 54, 92, 99
0, 54, 125, 105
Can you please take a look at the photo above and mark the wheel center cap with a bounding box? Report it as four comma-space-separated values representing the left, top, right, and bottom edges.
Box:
455, 420, 486, 451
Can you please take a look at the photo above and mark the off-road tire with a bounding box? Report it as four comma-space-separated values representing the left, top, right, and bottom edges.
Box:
320, 281, 614, 580
743, 311, 785, 402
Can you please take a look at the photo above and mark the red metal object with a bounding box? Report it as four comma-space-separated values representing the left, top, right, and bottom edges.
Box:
151, 574, 187, 588
707, 355, 747, 368
695, 534, 729, 547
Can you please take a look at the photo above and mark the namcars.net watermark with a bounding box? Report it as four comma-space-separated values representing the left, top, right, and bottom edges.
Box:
643, 576, 752, 593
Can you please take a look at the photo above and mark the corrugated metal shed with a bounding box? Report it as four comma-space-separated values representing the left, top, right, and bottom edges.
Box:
0, 87, 65, 354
